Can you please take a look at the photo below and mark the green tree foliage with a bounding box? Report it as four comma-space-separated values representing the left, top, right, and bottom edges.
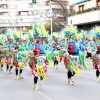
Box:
44, 23, 64, 34
44, 24, 51, 34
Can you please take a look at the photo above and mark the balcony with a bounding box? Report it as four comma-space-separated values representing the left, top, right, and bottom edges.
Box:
68, 7, 100, 25
0, 14, 48, 27
0, 0, 31, 4
0, 15, 33, 27
0, 23, 32, 27
0, 19, 32, 27
0, 4, 8, 8
0, 8, 31, 12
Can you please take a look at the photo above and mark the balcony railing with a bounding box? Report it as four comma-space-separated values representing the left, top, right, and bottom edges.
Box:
68, 6, 100, 17
0, 0, 31, 4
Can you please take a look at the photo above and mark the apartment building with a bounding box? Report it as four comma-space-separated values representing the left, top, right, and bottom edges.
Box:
68, 0, 100, 30
0, 0, 69, 29
0, 0, 48, 28
0, 0, 31, 28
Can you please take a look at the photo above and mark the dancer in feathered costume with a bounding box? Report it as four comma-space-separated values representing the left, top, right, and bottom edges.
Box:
92, 37, 100, 81
32, 57, 47, 90
5, 51, 13, 74
13, 39, 25, 80
17, 55, 24, 79
64, 53, 74, 85
53, 51, 60, 69
92, 54, 100, 82
64, 52, 82, 85
0, 50, 5, 71
65, 43, 82, 85
0, 34, 7, 71
64, 26, 87, 85
12, 40, 19, 79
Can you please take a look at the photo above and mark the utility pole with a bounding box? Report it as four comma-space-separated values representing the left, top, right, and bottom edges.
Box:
50, 0, 53, 38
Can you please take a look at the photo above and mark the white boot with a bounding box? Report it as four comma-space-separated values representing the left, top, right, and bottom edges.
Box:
6, 70, 9, 74
19, 74, 24, 79
33, 84, 38, 90
35, 85, 38, 91
68, 79, 71, 85
15, 75, 19, 80
9, 70, 12, 74
33, 84, 36, 90
96, 77, 99, 82
0, 67, 3, 71
71, 77, 74, 85
40, 80, 43, 87
55, 66, 58, 69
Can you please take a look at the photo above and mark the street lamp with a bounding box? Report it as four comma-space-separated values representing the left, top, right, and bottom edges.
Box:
50, 0, 53, 38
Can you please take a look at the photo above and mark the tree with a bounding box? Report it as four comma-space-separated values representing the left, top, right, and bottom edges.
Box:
44, 23, 64, 34
44, 24, 51, 34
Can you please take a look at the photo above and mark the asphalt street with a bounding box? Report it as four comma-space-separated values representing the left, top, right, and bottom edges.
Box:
0, 58, 100, 100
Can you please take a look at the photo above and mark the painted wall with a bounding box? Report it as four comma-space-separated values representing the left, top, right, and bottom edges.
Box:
68, 10, 100, 25
75, 0, 96, 12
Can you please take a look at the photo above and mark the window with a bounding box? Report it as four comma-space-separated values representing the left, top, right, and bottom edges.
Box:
19, 12, 21, 15
18, 11, 28, 16
78, 5, 84, 12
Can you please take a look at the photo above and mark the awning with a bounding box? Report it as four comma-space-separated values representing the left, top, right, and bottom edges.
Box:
70, 0, 89, 5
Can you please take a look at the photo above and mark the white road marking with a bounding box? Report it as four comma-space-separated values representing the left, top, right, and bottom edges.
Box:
36, 91, 54, 100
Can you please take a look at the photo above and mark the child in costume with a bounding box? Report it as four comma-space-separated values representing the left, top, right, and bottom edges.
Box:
53, 56, 59, 69
5, 52, 13, 74
53, 51, 59, 69
9, 57, 13, 74
92, 54, 100, 81
0, 50, 5, 71
32, 59, 38, 90
0, 57, 5, 71
13, 49, 24, 80
13, 53, 19, 80
32, 57, 47, 90
65, 39, 81, 85
14, 57, 24, 80
17, 54, 26, 79
5, 56, 11, 74
64, 54, 75, 85
92, 43, 100, 81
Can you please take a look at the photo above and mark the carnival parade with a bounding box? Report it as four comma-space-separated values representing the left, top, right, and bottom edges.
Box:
0, 0, 100, 99
0, 23, 100, 91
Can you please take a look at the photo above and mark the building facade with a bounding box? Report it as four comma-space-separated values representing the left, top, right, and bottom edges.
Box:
68, 0, 100, 30
46, 0, 69, 25
0, 0, 69, 28
0, 0, 32, 28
